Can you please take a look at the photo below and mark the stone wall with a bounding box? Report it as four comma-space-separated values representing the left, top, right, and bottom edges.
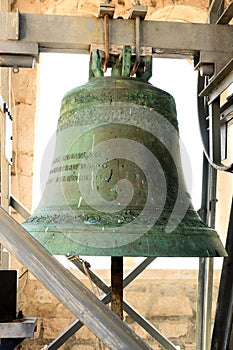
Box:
6, 0, 230, 349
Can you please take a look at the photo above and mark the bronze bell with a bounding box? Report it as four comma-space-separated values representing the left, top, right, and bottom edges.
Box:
22, 52, 226, 257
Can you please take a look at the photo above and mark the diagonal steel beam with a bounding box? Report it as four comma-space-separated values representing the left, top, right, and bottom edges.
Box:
208, 0, 225, 23
217, 1, 233, 24
75, 258, 178, 350
47, 256, 177, 350
46, 256, 155, 350
0, 206, 152, 350
10, 195, 31, 220
69, 256, 155, 294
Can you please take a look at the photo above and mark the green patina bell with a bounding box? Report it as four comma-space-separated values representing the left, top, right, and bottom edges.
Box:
22, 55, 226, 257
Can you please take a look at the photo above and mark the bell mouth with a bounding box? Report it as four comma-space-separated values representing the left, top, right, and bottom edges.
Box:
22, 206, 227, 257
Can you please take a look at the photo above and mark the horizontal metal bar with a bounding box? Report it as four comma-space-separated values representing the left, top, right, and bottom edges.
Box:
0, 54, 35, 68
9, 195, 31, 219
0, 207, 152, 350
0, 318, 37, 338
217, 1, 233, 23
0, 12, 232, 57
0, 41, 38, 56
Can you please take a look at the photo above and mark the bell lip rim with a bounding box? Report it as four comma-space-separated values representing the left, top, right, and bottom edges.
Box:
21, 226, 228, 258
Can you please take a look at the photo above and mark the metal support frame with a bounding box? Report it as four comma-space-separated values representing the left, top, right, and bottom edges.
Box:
0, 318, 37, 338
196, 156, 216, 350
0, 4, 232, 350
42, 257, 156, 350
9, 195, 31, 219
0, 1, 11, 270
208, 0, 225, 24
196, 2, 233, 348
0, 12, 232, 72
0, 207, 153, 350
217, 1, 233, 24
44, 256, 178, 350
211, 197, 233, 349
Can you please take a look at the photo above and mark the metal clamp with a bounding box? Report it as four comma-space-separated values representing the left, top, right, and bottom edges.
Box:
91, 3, 151, 81
129, 3, 147, 76
98, 3, 115, 72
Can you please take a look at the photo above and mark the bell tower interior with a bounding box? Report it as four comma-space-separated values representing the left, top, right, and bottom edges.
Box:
0, 0, 233, 349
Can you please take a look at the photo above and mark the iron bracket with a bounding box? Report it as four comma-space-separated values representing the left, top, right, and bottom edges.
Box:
98, 3, 115, 18
129, 4, 148, 19
195, 51, 232, 78
1, 9, 19, 41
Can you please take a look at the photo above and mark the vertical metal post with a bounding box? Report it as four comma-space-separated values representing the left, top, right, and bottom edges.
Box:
197, 258, 210, 350
211, 197, 233, 349
111, 257, 124, 319
196, 163, 217, 350
205, 166, 217, 350
0, 0, 11, 105
203, 97, 221, 348
196, 57, 221, 348
0, 0, 11, 269
196, 154, 209, 350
